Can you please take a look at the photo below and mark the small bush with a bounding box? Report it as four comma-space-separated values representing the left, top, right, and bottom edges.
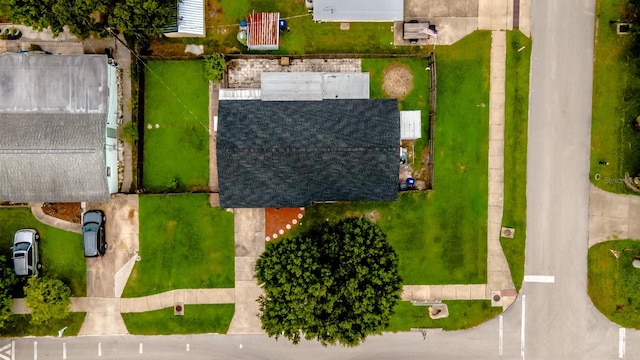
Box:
203, 54, 225, 82
121, 121, 138, 144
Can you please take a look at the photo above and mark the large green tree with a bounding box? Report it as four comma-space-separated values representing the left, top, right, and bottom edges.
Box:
0, 0, 175, 39
24, 277, 71, 325
255, 217, 402, 347
0, 256, 17, 329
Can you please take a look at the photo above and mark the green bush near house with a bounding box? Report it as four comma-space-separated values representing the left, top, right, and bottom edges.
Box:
386, 301, 501, 331
143, 61, 209, 192
122, 194, 234, 297
588, 239, 640, 328
286, 31, 491, 286
501, 30, 532, 292
0, 207, 85, 297
122, 304, 234, 335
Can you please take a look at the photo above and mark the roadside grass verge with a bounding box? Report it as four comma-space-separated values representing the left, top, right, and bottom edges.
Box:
1, 313, 85, 337
0, 207, 85, 297
122, 195, 234, 297
123, 304, 234, 335
287, 31, 491, 285
501, 30, 531, 292
143, 61, 209, 192
386, 301, 501, 331
588, 239, 640, 328
590, 0, 640, 193
362, 57, 431, 168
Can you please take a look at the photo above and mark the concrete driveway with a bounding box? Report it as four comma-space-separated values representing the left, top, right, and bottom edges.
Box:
85, 194, 139, 298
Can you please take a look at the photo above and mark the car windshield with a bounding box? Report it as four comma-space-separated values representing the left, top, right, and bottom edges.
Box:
83, 223, 99, 232
13, 242, 30, 251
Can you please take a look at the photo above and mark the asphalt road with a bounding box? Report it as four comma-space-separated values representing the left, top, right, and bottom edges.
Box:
4, 0, 640, 359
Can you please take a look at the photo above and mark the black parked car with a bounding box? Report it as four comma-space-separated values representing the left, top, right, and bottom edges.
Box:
83, 210, 107, 257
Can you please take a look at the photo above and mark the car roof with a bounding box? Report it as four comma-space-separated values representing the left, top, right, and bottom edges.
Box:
83, 210, 103, 225
13, 229, 36, 245
83, 229, 99, 256
12, 251, 29, 276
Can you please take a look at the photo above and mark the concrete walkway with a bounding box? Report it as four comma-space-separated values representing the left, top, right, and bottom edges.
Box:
486, 31, 516, 307
227, 208, 265, 334
12, 289, 235, 315
589, 184, 640, 247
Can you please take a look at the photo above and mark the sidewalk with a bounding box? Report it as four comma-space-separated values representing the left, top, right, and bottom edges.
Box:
486, 31, 516, 308
12, 288, 235, 315
589, 184, 640, 247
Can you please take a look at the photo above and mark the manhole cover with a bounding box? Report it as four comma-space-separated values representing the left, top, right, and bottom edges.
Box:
493, 294, 501, 302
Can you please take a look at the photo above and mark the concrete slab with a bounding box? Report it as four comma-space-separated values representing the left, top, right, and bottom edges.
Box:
454, 285, 471, 299
427, 285, 443, 300
235, 257, 258, 281
146, 294, 162, 310
470, 284, 488, 299
196, 289, 211, 304
79, 311, 128, 335
489, 123, 505, 140
441, 286, 457, 299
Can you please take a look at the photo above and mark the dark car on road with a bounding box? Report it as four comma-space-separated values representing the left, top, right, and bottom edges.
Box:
83, 210, 107, 257
11, 229, 41, 277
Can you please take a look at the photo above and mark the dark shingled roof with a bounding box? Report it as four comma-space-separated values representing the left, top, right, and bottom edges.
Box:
217, 99, 400, 208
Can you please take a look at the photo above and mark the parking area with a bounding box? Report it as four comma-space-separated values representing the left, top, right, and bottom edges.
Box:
85, 194, 139, 298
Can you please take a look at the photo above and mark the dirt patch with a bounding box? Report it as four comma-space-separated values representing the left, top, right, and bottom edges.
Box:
265, 208, 305, 241
42, 203, 82, 223
382, 63, 414, 100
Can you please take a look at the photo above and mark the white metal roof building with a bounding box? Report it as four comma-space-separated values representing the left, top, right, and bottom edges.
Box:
0, 53, 119, 202
260, 72, 370, 101
400, 110, 422, 140
313, 0, 404, 22
164, 0, 205, 37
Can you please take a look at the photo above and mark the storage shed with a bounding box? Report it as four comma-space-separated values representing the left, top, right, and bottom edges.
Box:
400, 110, 422, 140
247, 12, 280, 50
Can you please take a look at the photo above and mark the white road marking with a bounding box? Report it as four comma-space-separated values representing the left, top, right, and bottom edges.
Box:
498, 315, 503, 356
619, 328, 626, 358
139, 343, 143, 354
0, 343, 11, 360
523, 275, 555, 283
33, 341, 37, 360
10, 341, 14, 360
62, 343, 66, 360
521, 295, 526, 360
98, 343, 102, 357
186, 344, 190, 352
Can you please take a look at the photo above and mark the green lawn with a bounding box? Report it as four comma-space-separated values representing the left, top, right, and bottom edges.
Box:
286, 31, 491, 285
386, 301, 501, 331
590, 0, 640, 193
501, 31, 531, 292
0, 313, 85, 337
122, 194, 234, 297
143, 61, 209, 192
122, 304, 234, 335
362, 57, 431, 167
0, 207, 85, 297
588, 239, 640, 328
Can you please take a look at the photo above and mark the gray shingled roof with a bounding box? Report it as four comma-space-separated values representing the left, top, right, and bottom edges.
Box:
217, 99, 400, 208
0, 113, 107, 202
0, 53, 111, 203
0, 53, 108, 113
